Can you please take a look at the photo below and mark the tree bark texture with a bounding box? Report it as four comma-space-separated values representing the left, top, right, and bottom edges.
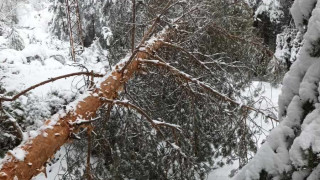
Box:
0, 31, 169, 180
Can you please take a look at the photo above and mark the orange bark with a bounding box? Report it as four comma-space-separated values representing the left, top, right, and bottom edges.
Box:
0, 38, 166, 180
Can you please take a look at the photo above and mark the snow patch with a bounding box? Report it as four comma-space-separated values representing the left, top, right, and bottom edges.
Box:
8, 148, 27, 161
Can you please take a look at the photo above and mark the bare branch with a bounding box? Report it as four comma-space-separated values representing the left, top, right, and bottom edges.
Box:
159, 40, 224, 73
86, 128, 93, 180
101, 99, 181, 133
139, 59, 279, 122
209, 23, 274, 57
101, 98, 186, 157
0, 72, 103, 102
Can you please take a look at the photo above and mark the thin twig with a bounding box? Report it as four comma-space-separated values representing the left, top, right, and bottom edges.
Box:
101, 98, 186, 157
0, 72, 103, 102
159, 40, 222, 73
119, 0, 176, 74
131, 0, 136, 53
3, 109, 24, 141
139, 59, 279, 122
86, 128, 92, 180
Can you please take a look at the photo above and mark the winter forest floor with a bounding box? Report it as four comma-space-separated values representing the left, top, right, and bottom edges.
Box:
1, 0, 281, 179
208, 82, 280, 180
1, 0, 109, 130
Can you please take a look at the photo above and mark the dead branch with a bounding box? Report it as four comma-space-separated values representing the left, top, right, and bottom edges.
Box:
0, 72, 103, 102
0, 24, 173, 180
101, 99, 181, 134
101, 98, 186, 157
139, 59, 279, 122
209, 23, 274, 57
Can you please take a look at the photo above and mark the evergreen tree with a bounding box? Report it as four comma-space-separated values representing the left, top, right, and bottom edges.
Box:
235, 0, 320, 179
0, 0, 277, 179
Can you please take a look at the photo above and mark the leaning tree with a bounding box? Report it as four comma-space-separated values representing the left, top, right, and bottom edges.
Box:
0, 0, 275, 179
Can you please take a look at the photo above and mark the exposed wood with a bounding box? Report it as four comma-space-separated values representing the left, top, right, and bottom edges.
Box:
0, 30, 170, 180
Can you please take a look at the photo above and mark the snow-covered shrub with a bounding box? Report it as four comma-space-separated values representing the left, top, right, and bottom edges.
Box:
268, 27, 303, 84
255, 0, 283, 23
0, 0, 23, 23
49, 0, 69, 40
235, 0, 320, 179
7, 28, 25, 51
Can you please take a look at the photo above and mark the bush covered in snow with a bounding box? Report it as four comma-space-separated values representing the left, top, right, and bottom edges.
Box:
235, 0, 320, 179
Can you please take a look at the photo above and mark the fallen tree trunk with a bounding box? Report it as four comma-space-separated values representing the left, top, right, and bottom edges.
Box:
0, 31, 169, 180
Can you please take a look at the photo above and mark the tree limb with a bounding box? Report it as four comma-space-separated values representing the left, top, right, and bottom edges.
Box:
0, 26, 172, 180
139, 59, 279, 122
0, 72, 103, 102
101, 98, 186, 157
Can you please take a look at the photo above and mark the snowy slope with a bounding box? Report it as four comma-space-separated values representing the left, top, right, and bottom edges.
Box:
0, 1, 111, 178
30, 81, 281, 180
0, 1, 283, 179
208, 82, 281, 180
235, 0, 320, 179
0, 0, 110, 130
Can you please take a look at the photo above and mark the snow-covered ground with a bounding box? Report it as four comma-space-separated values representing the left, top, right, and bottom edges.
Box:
0, 1, 110, 178
0, 1, 283, 179
207, 82, 281, 180
0, 0, 109, 130
31, 81, 281, 180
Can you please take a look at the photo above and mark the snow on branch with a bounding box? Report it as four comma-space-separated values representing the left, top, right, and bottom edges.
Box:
69, 116, 100, 126
101, 98, 181, 134
139, 59, 279, 122
3, 109, 24, 141
0, 71, 103, 102
209, 23, 274, 57
0, 8, 174, 178
101, 98, 186, 157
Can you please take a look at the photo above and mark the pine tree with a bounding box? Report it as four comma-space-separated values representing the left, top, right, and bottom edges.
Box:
0, 0, 275, 179
235, 0, 320, 179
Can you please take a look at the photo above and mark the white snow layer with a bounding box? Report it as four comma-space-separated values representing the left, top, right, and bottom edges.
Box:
208, 82, 281, 180
0, 0, 110, 130
235, 0, 320, 179
279, 0, 320, 119
291, 0, 317, 31
8, 148, 27, 161
255, 0, 283, 23
0, 0, 110, 168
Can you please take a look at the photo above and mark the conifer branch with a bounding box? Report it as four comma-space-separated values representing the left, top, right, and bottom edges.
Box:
139, 59, 279, 122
